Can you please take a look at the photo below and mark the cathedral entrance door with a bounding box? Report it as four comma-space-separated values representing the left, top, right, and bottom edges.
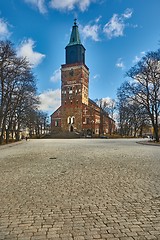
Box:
70, 125, 74, 132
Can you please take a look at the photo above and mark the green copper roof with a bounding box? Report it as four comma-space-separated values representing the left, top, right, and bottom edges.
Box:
67, 19, 81, 46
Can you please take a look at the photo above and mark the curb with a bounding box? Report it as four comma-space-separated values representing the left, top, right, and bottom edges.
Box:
137, 141, 160, 147
0, 140, 23, 149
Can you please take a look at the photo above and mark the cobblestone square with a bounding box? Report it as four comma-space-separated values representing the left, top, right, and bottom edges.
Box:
0, 139, 160, 240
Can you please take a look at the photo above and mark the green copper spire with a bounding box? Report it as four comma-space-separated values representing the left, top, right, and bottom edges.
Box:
67, 19, 81, 46
65, 19, 85, 64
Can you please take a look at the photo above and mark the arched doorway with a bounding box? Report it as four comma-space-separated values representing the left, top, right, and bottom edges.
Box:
70, 125, 74, 132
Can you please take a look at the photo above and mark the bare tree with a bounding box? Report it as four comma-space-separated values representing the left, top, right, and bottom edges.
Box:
96, 98, 116, 118
126, 49, 160, 141
0, 40, 46, 144
96, 98, 116, 135
117, 82, 150, 137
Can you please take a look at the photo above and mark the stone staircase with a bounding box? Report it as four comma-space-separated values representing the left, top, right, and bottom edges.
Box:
42, 131, 81, 139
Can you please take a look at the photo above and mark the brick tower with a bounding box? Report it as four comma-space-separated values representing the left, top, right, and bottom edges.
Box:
61, 19, 89, 132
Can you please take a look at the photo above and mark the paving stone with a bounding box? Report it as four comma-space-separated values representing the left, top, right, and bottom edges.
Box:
0, 139, 160, 240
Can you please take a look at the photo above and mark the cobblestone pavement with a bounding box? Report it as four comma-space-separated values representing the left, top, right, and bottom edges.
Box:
0, 138, 160, 240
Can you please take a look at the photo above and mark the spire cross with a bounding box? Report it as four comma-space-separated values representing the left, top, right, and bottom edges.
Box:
74, 18, 77, 26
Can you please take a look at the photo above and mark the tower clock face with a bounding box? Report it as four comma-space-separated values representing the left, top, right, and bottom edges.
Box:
69, 69, 74, 76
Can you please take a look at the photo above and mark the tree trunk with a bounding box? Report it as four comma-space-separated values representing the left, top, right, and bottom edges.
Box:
139, 125, 143, 137
15, 129, 20, 141
5, 128, 9, 144
0, 132, 4, 144
153, 124, 159, 142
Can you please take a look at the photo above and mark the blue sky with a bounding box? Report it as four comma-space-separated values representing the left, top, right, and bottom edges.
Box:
0, 0, 160, 114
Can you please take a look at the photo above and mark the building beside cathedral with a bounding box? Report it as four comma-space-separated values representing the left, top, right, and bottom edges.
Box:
51, 20, 115, 136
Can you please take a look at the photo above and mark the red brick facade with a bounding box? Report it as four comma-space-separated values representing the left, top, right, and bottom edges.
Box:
51, 62, 115, 136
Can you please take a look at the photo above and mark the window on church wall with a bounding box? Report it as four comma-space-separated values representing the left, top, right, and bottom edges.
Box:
83, 117, 86, 124
96, 129, 99, 134
69, 86, 73, 94
95, 119, 100, 124
55, 120, 58, 127
67, 117, 71, 124
71, 117, 75, 124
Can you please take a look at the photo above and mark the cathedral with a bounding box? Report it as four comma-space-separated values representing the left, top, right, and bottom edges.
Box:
51, 20, 115, 137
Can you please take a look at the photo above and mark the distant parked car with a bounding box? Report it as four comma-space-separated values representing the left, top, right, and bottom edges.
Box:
142, 134, 152, 139
85, 135, 92, 138
100, 135, 108, 139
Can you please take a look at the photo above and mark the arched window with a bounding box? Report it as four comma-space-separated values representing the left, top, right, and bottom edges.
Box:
67, 116, 71, 124
71, 116, 75, 124
55, 120, 58, 127
69, 86, 73, 94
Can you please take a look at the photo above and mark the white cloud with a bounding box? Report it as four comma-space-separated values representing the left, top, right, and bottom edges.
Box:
95, 16, 102, 23
80, 23, 100, 41
49, 0, 94, 11
38, 89, 61, 113
17, 38, 45, 67
50, 68, 61, 82
79, 0, 92, 11
133, 51, 145, 63
96, 97, 114, 107
24, 0, 98, 13
122, 8, 133, 19
103, 8, 133, 39
103, 14, 124, 39
133, 56, 141, 63
116, 58, 125, 69
24, 0, 47, 14
0, 18, 11, 39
